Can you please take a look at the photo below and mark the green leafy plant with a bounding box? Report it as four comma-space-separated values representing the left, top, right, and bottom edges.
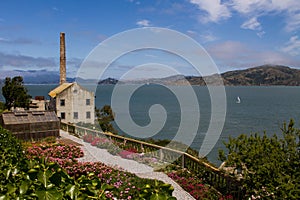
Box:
0, 126, 116, 199
139, 180, 176, 200
219, 119, 300, 199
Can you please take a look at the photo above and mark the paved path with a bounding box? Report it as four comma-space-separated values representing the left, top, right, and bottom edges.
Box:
60, 130, 195, 200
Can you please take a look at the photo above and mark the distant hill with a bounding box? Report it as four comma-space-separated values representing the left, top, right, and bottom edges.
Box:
0, 70, 74, 84
98, 77, 118, 85
1, 65, 299, 85
222, 65, 300, 86
95, 65, 300, 86
180, 65, 300, 86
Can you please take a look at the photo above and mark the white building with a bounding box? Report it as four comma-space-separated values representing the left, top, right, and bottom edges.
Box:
49, 82, 95, 124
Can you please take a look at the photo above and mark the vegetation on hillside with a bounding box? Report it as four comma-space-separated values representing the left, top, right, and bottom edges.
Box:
219, 119, 300, 199
186, 65, 300, 86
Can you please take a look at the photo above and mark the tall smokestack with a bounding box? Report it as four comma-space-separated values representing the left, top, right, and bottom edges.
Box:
60, 32, 66, 85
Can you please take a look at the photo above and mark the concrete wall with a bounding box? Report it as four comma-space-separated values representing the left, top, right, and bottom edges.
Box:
56, 83, 95, 124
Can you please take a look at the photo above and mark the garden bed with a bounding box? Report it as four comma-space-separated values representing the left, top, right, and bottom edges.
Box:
0, 127, 176, 200
81, 133, 234, 200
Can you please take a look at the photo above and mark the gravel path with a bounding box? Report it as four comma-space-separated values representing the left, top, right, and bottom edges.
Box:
60, 130, 195, 200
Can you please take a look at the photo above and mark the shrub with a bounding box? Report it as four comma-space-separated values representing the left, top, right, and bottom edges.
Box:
219, 119, 300, 199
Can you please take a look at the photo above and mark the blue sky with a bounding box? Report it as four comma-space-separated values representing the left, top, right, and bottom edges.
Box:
1, 0, 300, 78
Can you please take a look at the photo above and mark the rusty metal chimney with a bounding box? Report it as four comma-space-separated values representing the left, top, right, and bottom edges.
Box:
60, 32, 66, 85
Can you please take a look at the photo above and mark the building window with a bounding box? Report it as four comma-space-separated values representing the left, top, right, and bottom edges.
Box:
60, 99, 65, 106
73, 112, 78, 119
86, 99, 90, 106
61, 112, 65, 119
86, 111, 91, 119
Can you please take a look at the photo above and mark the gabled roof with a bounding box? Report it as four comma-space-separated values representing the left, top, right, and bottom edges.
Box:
1, 111, 59, 125
48, 83, 74, 98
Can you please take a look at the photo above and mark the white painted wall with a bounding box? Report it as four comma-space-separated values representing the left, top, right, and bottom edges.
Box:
56, 83, 95, 124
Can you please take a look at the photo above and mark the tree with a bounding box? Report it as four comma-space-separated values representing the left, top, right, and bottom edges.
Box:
96, 105, 117, 133
0, 101, 5, 114
2, 76, 31, 110
219, 119, 300, 199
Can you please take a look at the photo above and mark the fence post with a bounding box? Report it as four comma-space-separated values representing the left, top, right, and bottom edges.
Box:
181, 154, 185, 168
159, 149, 164, 161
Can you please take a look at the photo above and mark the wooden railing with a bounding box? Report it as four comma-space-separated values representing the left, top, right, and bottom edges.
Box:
60, 122, 244, 199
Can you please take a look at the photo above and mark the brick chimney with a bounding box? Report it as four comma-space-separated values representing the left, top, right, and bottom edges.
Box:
60, 32, 66, 85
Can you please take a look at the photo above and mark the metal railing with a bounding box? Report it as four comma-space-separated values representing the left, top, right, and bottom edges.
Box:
60, 122, 244, 199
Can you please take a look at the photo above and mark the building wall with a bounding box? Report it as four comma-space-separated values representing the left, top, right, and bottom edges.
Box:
0, 111, 60, 141
29, 99, 49, 111
56, 83, 95, 124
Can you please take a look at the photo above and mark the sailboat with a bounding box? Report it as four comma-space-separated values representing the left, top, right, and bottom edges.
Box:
236, 96, 241, 104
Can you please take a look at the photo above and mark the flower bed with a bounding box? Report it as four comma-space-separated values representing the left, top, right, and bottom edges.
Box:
168, 169, 233, 200
25, 139, 175, 199
27, 142, 84, 160
82, 133, 235, 199
82, 133, 234, 199
83, 134, 161, 166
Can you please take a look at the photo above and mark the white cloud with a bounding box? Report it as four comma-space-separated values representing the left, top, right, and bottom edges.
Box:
206, 40, 300, 69
281, 36, 300, 56
189, 0, 300, 32
0, 37, 40, 45
0, 52, 56, 69
0, 37, 8, 42
52, 7, 59, 11
257, 31, 265, 38
136, 19, 151, 27
230, 0, 269, 14
207, 41, 249, 61
285, 12, 300, 32
230, 0, 300, 32
200, 32, 218, 43
186, 30, 218, 43
187, 30, 197, 35
241, 17, 261, 31
189, 0, 231, 23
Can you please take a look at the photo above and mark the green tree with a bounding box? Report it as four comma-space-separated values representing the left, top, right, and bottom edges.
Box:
96, 105, 117, 134
2, 76, 31, 110
0, 101, 5, 113
219, 119, 300, 199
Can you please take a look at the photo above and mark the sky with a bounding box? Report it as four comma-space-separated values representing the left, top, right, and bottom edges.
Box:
1, 0, 300, 79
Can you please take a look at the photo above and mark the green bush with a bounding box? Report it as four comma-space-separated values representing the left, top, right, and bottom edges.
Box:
219, 119, 300, 199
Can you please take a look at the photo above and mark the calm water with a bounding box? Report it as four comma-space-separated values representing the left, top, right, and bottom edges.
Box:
1, 84, 300, 165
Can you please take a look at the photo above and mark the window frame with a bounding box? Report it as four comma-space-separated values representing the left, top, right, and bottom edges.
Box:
86, 111, 91, 119
73, 112, 78, 119
60, 99, 65, 106
86, 99, 91, 106
61, 112, 65, 119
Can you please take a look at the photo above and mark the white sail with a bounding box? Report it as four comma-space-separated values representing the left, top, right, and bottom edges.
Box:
236, 96, 241, 103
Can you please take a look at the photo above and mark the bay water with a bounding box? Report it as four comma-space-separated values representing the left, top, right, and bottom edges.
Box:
1, 84, 300, 165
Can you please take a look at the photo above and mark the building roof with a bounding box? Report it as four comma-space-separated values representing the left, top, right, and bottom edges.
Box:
1, 111, 59, 125
48, 83, 74, 98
